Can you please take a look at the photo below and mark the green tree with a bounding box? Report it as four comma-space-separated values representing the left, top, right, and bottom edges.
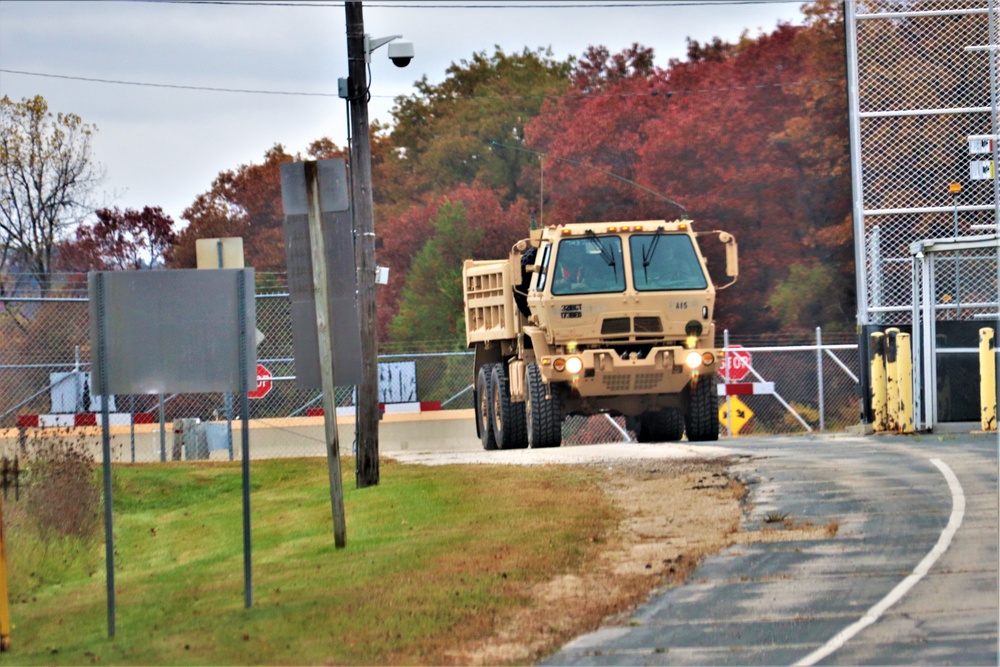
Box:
390, 202, 477, 347
385, 47, 572, 205
0, 95, 101, 293
384, 187, 530, 346
768, 263, 852, 331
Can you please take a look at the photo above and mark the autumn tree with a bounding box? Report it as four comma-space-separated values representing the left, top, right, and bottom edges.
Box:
525, 17, 855, 334
56, 206, 177, 271
524, 42, 675, 226
762, 0, 854, 332
169, 144, 292, 270
0, 95, 101, 293
170, 141, 351, 271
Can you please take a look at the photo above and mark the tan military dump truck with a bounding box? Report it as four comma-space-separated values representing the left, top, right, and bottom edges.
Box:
463, 219, 738, 449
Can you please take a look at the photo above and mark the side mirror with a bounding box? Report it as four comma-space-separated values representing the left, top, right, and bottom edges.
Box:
719, 232, 738, 279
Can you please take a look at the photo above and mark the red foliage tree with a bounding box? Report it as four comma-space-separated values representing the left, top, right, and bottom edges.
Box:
525, 15, 853, 334
56, 206, 177, 271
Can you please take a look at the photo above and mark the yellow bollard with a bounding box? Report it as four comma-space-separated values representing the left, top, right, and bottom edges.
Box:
896, 333, 914, 434
870, 332, 888, 432
0, 493, 10, 652
980, 328, 996, 431
885, 328, 900, 432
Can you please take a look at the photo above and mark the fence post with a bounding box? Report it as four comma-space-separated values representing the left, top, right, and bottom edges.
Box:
870, 332, 887, 431
0, 489, 10, 651
816, 326, 825, 432
723, 329, 733, 437
981, 327, 996, 431
159, 393, 166, 463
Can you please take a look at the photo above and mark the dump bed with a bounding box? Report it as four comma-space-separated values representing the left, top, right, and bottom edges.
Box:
463, 258, 518, 346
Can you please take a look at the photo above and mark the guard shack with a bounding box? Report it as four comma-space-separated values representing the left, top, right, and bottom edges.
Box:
910, 235, 999, 430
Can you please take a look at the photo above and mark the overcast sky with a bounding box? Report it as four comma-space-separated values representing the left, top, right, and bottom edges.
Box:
0, 0, 807, 226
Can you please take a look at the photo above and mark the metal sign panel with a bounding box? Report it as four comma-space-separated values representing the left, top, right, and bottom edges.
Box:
280, 159, 362, 388
378, 361, 417, 403
88, 268, 256, 395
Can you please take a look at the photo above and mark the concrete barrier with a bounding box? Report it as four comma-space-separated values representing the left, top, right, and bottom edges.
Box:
0, 410, 481, 462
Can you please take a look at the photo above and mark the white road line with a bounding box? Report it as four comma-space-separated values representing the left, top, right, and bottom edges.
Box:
793, 458, 966, 666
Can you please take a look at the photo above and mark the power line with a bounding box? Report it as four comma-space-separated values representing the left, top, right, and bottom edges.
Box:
0, 68, 341, 97
1, 67, 843, 100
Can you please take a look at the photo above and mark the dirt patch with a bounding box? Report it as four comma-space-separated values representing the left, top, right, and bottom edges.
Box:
444, 457, 839, 665
445, 458, 746, 665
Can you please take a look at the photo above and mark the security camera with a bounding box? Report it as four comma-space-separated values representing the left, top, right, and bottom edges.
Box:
388, 40, 414, 68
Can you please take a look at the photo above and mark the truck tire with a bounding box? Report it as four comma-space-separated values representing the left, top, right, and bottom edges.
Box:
637, 409, 685, 443
685, 376, 719, 442
476, 364, 498, 450
525, 362, 562, 448
491, 364, 527, 449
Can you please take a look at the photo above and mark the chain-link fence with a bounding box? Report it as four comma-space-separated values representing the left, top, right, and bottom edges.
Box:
849, 0, 997, 326
0, 276, 861, 458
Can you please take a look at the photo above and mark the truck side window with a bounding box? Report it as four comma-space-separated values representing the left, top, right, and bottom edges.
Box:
535, 242, 552, 292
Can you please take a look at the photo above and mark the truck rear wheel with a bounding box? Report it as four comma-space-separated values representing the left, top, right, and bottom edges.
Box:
525, 362, 561, 448
637, 409, 685, 443
476, 364, 498, 450
491, 364, 527, 449
685, 376, 719, 442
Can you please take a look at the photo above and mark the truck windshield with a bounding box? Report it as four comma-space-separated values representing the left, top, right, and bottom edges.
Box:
552, 237, 625, 295
630, 233, 708, 291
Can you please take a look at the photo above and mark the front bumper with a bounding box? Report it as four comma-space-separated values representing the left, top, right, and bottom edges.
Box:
537, 346, 719, 396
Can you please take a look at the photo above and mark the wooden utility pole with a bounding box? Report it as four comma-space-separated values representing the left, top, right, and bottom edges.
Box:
345, 0, 380, 487
305, 161, 348, 547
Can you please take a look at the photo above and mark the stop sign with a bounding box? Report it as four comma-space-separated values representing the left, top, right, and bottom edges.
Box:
720, 345, 753, 382
248, 363, 273, 399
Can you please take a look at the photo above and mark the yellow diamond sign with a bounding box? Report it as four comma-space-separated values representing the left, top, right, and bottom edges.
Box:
719, 395, 754, 435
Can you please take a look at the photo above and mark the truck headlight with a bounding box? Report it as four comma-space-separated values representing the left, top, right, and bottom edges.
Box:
565, 356, 583, 374
685, 351, 703, 369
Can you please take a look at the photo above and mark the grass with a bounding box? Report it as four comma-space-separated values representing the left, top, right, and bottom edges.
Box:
5, 457, 617, 665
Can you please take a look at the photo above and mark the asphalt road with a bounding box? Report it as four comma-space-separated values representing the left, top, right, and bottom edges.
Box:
544, 432, 999, 666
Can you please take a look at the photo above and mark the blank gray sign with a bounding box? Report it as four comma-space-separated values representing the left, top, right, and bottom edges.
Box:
88, 268, 256, 395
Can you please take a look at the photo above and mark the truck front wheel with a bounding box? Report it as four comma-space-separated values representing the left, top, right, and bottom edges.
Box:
525, 362, 562, 448
476, 364, 498, 450
685, 376, 719, 442
492, 364, 527, 449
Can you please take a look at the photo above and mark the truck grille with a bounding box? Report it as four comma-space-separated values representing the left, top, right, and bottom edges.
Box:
600, 316, 663, 337
604, 374, 632, 391
634, 317, 662, 333
602, 372, 666, 392
601, 318, 631, 335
